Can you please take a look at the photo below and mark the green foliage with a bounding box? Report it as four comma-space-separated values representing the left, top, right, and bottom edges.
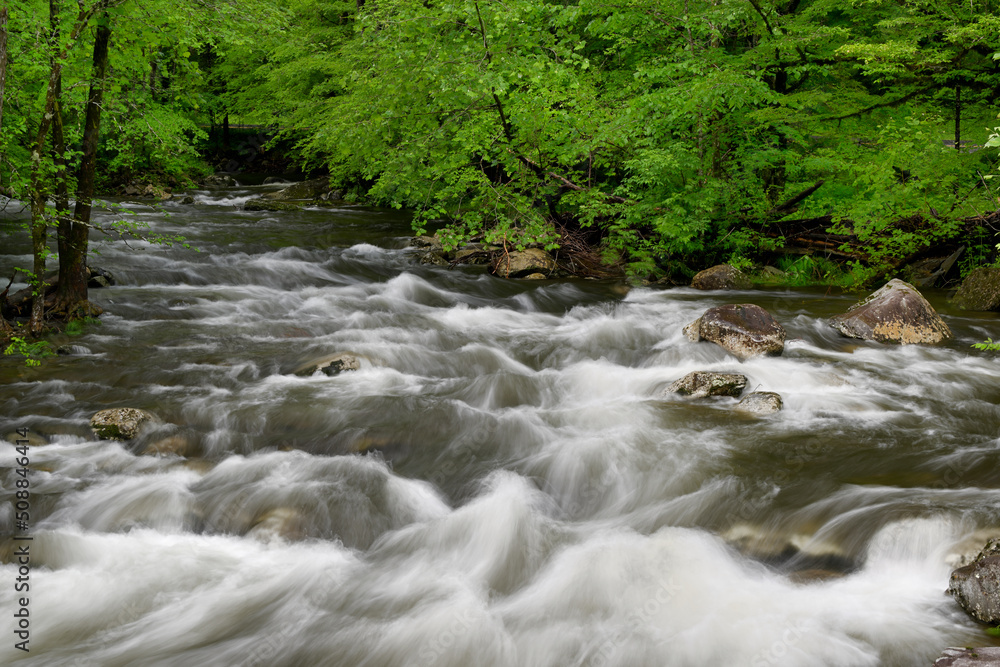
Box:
3, 336, 55, 367
972, 338, 1000, 352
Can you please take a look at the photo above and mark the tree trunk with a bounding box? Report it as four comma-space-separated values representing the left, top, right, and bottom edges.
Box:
56, 10, 111, 316
954, 84, 961, 152
0, 6, 8, 141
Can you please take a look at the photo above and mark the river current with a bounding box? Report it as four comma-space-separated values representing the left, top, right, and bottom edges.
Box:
2, 184, 1000, 666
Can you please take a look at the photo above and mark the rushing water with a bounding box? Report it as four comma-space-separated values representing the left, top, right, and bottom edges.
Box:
2, 184, 1000, 666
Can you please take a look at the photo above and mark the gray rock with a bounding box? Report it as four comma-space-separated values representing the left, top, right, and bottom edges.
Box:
951, 267, 1000, 311
263, 176, 291, 185
90, 408, 159, 441
204, 174, 238, 187
949, 539, 1000, 624
418, 251, 449, 266
830, 279, 951, 344
491, 248, 557, 278
691, 264, 751, 290
665, 371, 747, 398
180, 196, 195, 205
87, 266, 116, 288
684, 304, 786, 360
934, 647, 1000, 666
735, 391, 783, 414
294, 353, 362, 377
410, 235, 443, 252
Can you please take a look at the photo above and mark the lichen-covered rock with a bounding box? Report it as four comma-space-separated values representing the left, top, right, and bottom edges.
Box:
665, 371, 747, 398
934, 647, 1000, 666
735, 391, 783, 414
490, 248, 557, 278
951, 267, 1000, 312
684, 304, 786, 360
830, 279, 951, 344
90, 408, 159, 441
949, 539, 1000, 624
293, 353, 362, 377
691, 264, 751, 290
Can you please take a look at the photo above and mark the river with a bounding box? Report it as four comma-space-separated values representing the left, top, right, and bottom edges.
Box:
2, 183, 1000, 666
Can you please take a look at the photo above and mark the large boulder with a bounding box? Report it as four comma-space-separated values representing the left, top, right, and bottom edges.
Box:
691, 264, 751, 290
684, 304, 786, 360
951, 267, 1000, 311
735, 391, 783, 414
490, 249, 557, 278
830, 279, 952, 344
664, 371, 747, 398
263, 178, 331, 201
949, 539, 1000, 625
90, 408, 159, 441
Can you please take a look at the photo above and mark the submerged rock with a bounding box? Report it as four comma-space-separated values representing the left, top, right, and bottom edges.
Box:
951, 267, 1000, 312
735, 391, 783, 414
934, 647, 1000, 666
691, 264, 751, 290
665, 371, 747, 399
247, 507, 306, 542
830, 279, 952, 344
490, 248, 557, 278
90, 408, 159, 441
949, 538, 1000, 624
684, 304, 786, 360
142, 435, 194, 457
294, 353, 362, 377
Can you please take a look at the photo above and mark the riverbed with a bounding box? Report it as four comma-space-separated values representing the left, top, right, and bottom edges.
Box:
2, 184, 1000, 666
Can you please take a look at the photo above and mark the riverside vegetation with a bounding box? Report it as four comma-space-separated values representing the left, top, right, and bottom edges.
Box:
1, 0, 999, 340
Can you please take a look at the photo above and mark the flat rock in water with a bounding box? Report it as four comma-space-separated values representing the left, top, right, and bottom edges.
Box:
691, 264, 751, 290
830, 279, 951, 344
244, 198, 302, 212
490, 248, 557, 278
684, 304, 785, 360
735, 391, 783, 414
935, 648, 1000, 666
949, 539, 1000, 624
91, 408, 159, 441
294, 353, 362, 377
951, 267, 1000, 311
665, 371, 747, 398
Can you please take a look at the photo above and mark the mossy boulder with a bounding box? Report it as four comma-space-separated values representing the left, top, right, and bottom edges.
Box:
951, 267, 1000, 311
691, 264, 752, 290
665, 371, 747, 398
490, 248, 557, 278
